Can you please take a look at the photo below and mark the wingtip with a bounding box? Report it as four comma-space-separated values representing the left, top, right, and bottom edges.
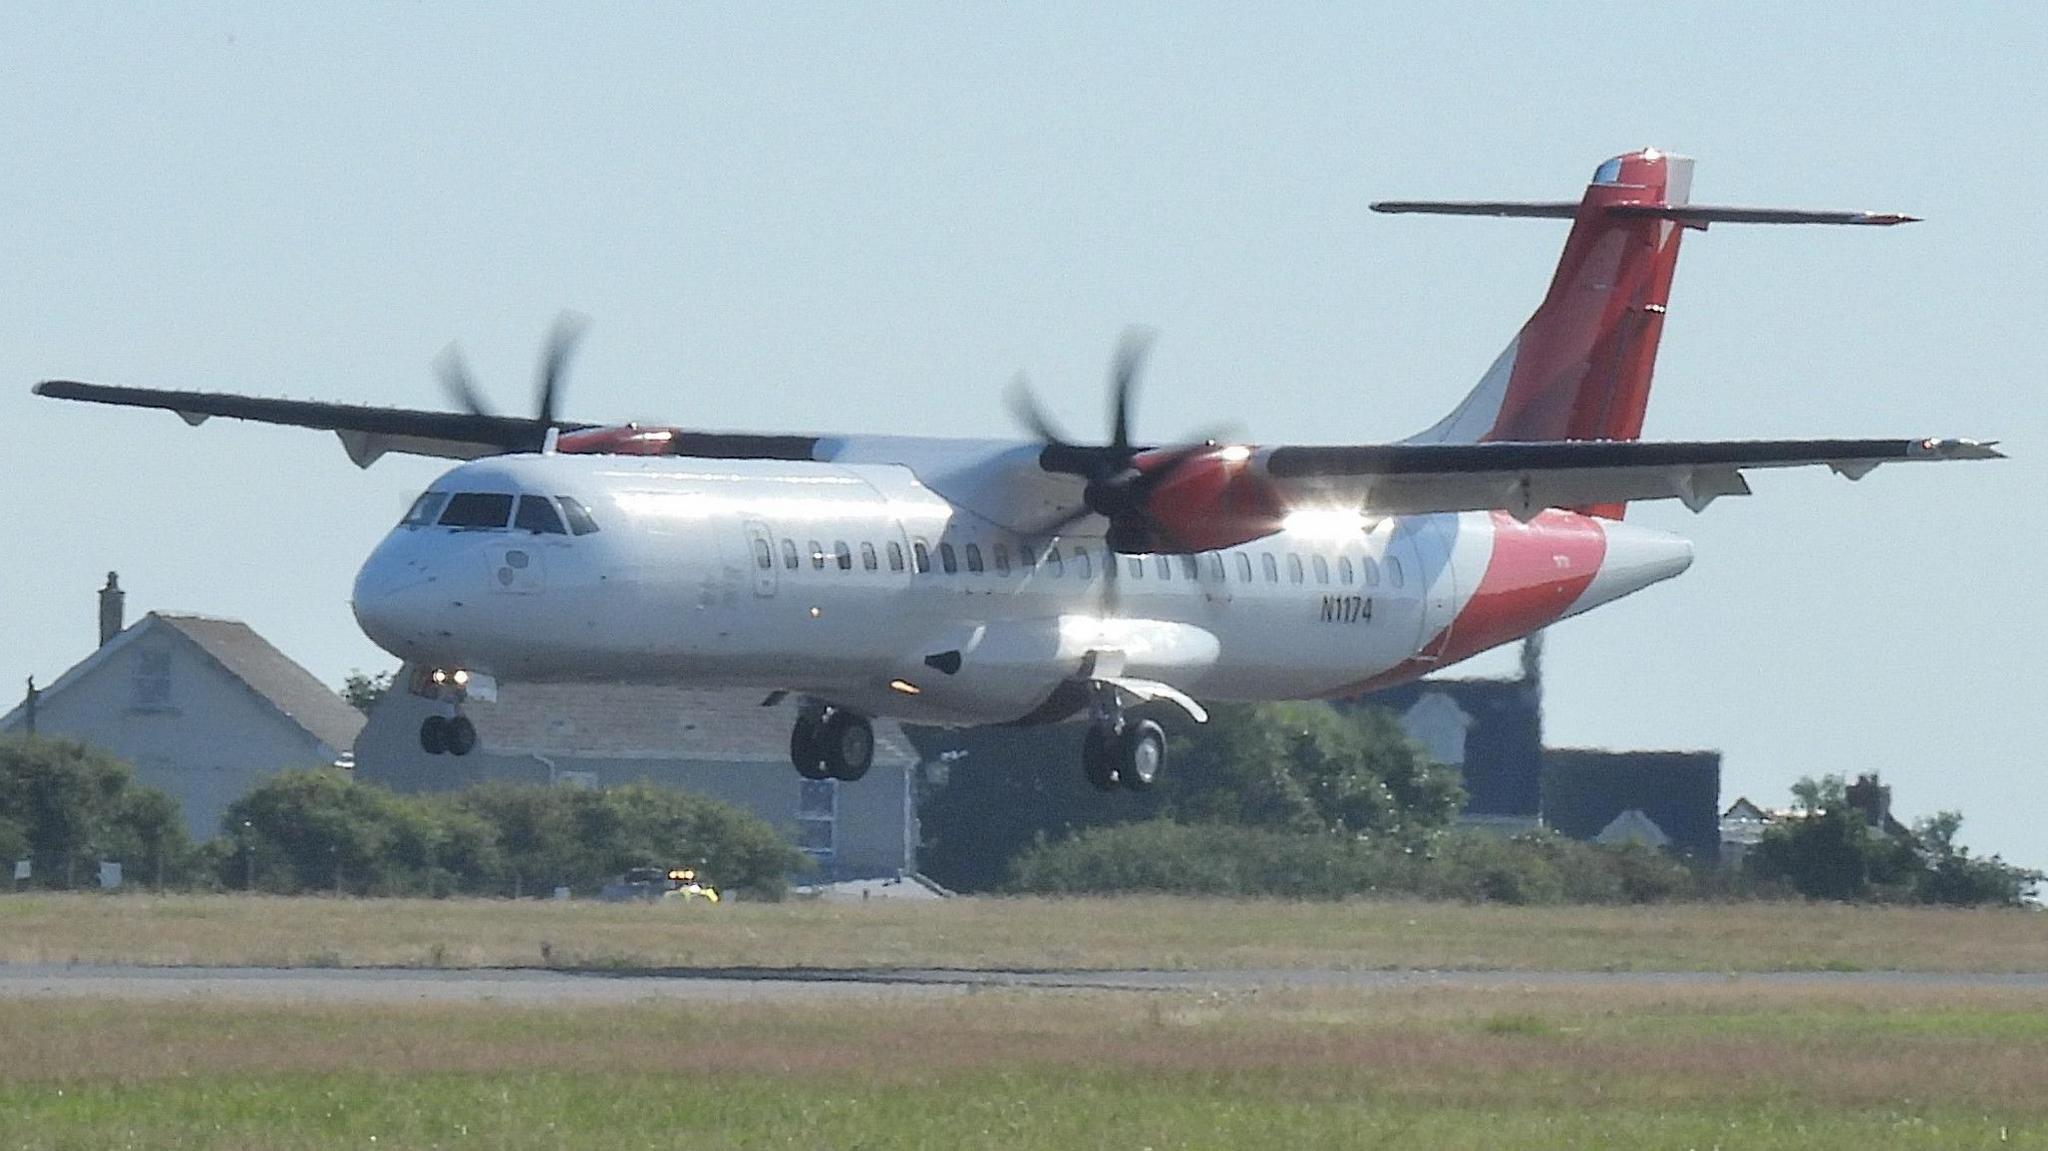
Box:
1916, 437, 2005, 460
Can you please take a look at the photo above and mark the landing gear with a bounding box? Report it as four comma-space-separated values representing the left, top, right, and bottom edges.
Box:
1080, 683, 1167, 792
790, 706, 874, 782
419, 714, 476, 757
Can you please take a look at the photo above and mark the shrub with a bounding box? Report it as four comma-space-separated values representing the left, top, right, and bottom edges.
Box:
0, 737, 198, 889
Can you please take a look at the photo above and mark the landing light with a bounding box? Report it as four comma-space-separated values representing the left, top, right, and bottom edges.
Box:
888, 679, 922, 696
452, 670, 470, 686
1217, 445, 1252, 463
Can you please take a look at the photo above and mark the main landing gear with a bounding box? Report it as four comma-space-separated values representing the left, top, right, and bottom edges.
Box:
791, 706, 875, 782
1080, 682, 1166, 793
419, 713, 477, 757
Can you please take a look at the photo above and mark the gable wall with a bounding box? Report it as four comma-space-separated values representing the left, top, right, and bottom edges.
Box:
22, 631, 332, 840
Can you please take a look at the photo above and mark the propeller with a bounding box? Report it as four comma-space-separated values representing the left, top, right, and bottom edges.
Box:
433, 312, 589, 449
1008, 328, 1226, 555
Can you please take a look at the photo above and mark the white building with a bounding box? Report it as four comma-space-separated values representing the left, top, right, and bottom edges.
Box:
1, 577, 364, 840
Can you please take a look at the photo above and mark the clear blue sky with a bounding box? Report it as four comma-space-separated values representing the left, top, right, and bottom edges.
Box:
4, 4, 2042, 863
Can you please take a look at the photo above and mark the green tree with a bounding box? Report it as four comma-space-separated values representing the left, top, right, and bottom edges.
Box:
342, 669, 395, 714
0, 737, 197, 888
1911, 811, 2041, 907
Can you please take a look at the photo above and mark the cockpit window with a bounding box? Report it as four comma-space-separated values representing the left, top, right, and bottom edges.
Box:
514, 496, 567, 535
402, 492, 449, 527
556, 496, 601, 535
439, 493, 514, 530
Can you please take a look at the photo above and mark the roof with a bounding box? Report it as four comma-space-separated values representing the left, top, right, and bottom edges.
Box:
450, 681, 920, 767
0, 612, 365, 754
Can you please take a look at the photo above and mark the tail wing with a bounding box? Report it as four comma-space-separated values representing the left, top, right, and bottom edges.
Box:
1385, 149, 1920, 516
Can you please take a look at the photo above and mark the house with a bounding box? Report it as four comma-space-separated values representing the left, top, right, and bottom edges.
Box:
1352, 634, 1546, 824
1541, 748, 1722, 859
1, 575, 365, 840
351, 675, 922, 881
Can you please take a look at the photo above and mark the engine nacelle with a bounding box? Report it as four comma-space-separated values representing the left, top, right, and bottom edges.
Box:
1119, 447, 1285, 553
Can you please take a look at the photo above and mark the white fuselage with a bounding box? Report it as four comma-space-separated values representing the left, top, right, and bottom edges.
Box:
351, 449, 1693, 725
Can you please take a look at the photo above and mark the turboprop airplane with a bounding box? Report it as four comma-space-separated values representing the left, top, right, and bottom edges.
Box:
33, 150, 1999, 792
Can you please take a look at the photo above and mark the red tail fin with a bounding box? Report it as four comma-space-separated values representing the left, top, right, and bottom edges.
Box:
1403, 149, 1693, 456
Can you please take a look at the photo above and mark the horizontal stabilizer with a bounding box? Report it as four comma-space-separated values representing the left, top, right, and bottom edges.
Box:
1371, 201, 1918, 227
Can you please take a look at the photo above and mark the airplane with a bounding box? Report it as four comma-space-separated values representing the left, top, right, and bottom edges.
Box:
32, 149, 1999, 792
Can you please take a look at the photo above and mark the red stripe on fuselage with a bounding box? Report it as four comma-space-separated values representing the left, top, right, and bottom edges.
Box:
1327, 511, 1605, 696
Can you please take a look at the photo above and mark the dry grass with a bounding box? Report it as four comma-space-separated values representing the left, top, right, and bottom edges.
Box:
2, 892, 2046, 972
3, 985, 2048, 1148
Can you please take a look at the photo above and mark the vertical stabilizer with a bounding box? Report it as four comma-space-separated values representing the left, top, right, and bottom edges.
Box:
1402, 149, 1694, 460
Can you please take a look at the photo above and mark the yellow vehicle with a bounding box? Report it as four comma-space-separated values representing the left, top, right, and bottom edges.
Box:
599, 866, 720, 904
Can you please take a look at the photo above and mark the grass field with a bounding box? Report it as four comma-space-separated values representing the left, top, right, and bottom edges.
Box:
4, 985, 2047, 1148
2, 892, 2046, 972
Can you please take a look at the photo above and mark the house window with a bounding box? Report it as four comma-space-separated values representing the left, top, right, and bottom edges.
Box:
132, 649, 171, 710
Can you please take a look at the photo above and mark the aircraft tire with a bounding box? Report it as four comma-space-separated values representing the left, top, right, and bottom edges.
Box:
445, 716, 477, 757
822, 710, 874, 782
791, 715, 831, 780
419, 715, 449, 756
1082, 726, 1119, 792
1118, 719, 1165, 791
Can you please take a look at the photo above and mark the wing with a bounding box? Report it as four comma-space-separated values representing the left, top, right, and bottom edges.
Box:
34, 380, 592, 466
1260, 438, 2004, 518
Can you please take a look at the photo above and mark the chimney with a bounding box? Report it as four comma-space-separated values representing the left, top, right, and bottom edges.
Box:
98, 572, 125, 647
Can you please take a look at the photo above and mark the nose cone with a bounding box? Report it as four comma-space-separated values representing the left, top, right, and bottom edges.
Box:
351, 537, 447, 662
1568, 521, 1694, 617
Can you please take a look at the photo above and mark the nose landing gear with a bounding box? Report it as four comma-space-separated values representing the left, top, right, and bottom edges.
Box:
790, 705, 875, 782
419, 713, 477, 756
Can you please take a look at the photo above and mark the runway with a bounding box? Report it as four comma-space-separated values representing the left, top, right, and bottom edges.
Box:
5, 964, 2048, 1004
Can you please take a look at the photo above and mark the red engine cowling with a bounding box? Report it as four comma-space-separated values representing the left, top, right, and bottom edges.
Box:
1125, 447, 1286, 553
553, 425, 681, 456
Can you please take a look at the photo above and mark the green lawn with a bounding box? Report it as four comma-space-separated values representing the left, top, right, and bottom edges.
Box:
4, 987, 2047, 1149
3, 892, 2047, 972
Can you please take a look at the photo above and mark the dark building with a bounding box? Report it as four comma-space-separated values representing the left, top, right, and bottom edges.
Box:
1349, 634, 1546, 820
1540, 748, 1723, 859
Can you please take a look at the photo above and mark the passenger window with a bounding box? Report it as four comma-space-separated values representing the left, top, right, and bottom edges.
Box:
752, 537, 774, 570
1047, 547, 1065, 577
1235, 553, 1253, 583
1261, 553, 1279, 582
887, 541, 905, 572
1288, 554, 1305, 584
1312, 555, 1330, 585
1206, 553, 1225, 581
1127, 556, 1144, 579
440, 493, 514, 530
1076, 549, 1093, 579
940, 543, 958, 574
834, 541, 853, 571
860, 542, 878, 572
556, 496, 601, 535
515, 496, 568, 535
913, 541, 932, 574
1338, 556, 1355, 586
993, 543, 1011, 576
1155, 555, 1172, 580
809, 540, 827, 571
1364, 557, 1381, 587
1388, 556, 1406, 588
965, 544, 984, 574
401, 492, 449, 527
782, 539, 800, 570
